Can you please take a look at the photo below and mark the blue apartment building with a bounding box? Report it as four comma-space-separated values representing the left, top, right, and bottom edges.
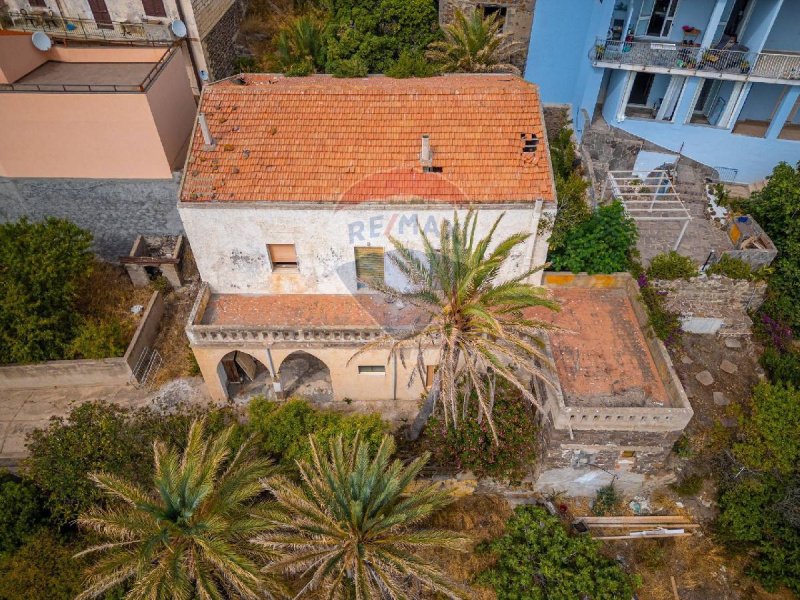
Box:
526, 0, 800, 183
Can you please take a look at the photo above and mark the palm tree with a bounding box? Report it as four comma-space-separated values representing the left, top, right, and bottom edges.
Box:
275, 15, 326, 75
255, 434, 469, 599
75, 420, 284, 600
361, 211, 559, 442
426, 9, 524, 75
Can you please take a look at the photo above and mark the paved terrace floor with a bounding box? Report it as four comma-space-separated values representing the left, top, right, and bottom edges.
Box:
17, 60, 155, 86
202, 294, 429, 329
529, 287, 670, 408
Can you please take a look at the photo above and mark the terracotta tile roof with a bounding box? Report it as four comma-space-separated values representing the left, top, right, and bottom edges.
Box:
202, 293, 429, 330
181, 74, 554, 204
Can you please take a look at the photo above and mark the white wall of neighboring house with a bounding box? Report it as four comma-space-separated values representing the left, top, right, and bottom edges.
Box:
179, 203, 551, 294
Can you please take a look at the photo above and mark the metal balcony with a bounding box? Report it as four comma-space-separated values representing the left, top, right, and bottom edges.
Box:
1, 10, 173, 44
591, 37, 800, 84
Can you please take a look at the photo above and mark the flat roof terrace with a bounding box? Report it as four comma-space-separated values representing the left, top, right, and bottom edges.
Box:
531, 286, 670, 408
17, 61, 156, 87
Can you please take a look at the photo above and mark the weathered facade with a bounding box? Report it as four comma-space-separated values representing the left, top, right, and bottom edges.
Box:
179, 74, 556, 412
438, 0, 535, 73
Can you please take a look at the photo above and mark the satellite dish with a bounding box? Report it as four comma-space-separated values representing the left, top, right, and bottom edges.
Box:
31, 31, 52, 52
170, 19, 187, 38
198, 69, 209, 81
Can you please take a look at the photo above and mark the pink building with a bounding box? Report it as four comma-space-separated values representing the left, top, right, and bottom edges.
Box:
0, 31, 196, 179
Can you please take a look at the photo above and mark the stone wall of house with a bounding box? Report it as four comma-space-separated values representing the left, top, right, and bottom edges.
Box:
0, 176, 183, 260
655, 275, 767, 336
438, 0, 535, 73
201, 0, 246, 80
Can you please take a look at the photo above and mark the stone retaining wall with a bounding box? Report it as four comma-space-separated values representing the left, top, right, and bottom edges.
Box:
201, 0, 246, 80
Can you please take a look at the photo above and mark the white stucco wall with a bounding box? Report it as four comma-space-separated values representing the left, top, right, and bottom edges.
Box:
178, 203, 549, 294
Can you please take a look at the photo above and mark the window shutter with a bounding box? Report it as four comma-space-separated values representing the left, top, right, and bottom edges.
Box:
354, 247, 384, 288
268, 244, 298, 266
141, 0, 167, 17
29, 0, 47, 8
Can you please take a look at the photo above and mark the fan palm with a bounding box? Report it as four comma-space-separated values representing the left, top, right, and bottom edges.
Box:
255, 433, 469, 599
75, 419, 284, 600
360, 210, 559, 442
426, 9, 523, 75
275, 15, 326, 74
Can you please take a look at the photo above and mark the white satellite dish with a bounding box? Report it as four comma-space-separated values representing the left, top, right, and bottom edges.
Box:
31, 31, 52, 52
170, 19, 187, 38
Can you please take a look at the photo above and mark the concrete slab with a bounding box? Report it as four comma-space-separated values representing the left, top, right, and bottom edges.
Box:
696, 370, 715, 386
724, 338, 743, 349
720, 360, 738, 374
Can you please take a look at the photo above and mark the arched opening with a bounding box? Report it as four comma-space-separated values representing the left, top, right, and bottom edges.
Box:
217, 351, 271, 400
278, 351, 334, 404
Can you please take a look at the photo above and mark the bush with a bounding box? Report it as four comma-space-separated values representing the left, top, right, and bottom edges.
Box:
671, 473, 704, 496
706, 254, 753, 280
647, 251, 698, 280
592, 482, 621, 515
422, 380, 538, 481
324, 0, 440, 74
716, 381, 800, 593
68, 317, 133, 360
636, 273, 682, 344
23, 402, 242, 523
0, 218, 93, 364
549, 201, 638, 274
0, 532, 86, 599
0, 471, 48, 553
247, 397, 389, 468
478, 505, 637, 599
760, 346, 800, 387
385, 50, 438, 77
548, 171, 591, 252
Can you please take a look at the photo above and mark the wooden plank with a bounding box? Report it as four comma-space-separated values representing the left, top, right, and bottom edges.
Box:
580, 516, 692, 524
584, 523, 700, 529
671, 576, 680, 600
595, 533, 692, 541
119, 256, 180, 265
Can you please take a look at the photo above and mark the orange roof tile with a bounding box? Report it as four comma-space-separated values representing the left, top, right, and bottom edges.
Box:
180, 74, 555, 204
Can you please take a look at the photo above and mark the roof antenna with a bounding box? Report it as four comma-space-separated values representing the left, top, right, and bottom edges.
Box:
419, 135, 432, 168
198, 113, 216, 149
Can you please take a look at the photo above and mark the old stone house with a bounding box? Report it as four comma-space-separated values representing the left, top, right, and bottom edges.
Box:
179, 73, 556, 420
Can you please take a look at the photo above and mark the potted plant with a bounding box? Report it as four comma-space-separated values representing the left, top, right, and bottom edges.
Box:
595, 43, 606, 60
740, 59, 751, 74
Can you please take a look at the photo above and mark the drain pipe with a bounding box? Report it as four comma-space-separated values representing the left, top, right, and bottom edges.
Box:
392, 350, 398, 404
266, 348, 282, 400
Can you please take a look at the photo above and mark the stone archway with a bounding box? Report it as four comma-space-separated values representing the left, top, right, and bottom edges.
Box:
277, 351, 334, 404
218, 350, 271, 400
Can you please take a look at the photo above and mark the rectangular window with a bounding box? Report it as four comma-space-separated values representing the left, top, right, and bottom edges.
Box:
28, 0, 47, 8
358, 365, 386, 374
425, 365, 438, 388
141, 0, 167, 18
354, 246, 384, 290
267, 244, 298, 269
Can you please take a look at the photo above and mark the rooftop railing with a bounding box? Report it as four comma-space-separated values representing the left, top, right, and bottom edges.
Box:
591, 37, 800, 83
0, 10, 173, 43
0, 44, 178, 93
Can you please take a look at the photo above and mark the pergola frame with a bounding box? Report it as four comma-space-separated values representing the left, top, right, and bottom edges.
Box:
601, 170, 692, 251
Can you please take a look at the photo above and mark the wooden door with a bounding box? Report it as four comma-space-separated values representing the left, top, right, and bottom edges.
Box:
87, 0, 113, 26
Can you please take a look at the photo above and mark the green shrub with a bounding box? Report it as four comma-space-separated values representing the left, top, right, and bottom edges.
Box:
68, 317, 132, 360
716, 381, 800, 593
548, 171, 592, 252
478, 505, 637, 599
549, 201, 638, 274
247, 397, 389, 468
386, 50, 438, 77
760, 346, 800, 387
330, 56, 369, 77
647, 251, 698, 280
636, 273, 682, 344
422, 380, 537, 481
592, 482, 621, 515
671, 473, 704, 496
0, 471, 47, 553
672, 434, 693, 458
0, 218, 93, 364
23, 402, 242, 523
0, 532, 87, 599
706, 254, 753, 280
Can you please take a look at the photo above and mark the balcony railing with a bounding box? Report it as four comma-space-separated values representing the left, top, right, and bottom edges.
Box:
591, 37, 800, 82
0, 10, 173, 44
0, 45, 178, 93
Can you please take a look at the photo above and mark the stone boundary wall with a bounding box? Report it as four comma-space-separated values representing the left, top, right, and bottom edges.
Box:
0, 292, 163, 390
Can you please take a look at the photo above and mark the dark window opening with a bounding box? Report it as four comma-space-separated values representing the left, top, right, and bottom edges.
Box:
521, 133, 539, 153
480, 4, 507, 25
423, 166, 443, 173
